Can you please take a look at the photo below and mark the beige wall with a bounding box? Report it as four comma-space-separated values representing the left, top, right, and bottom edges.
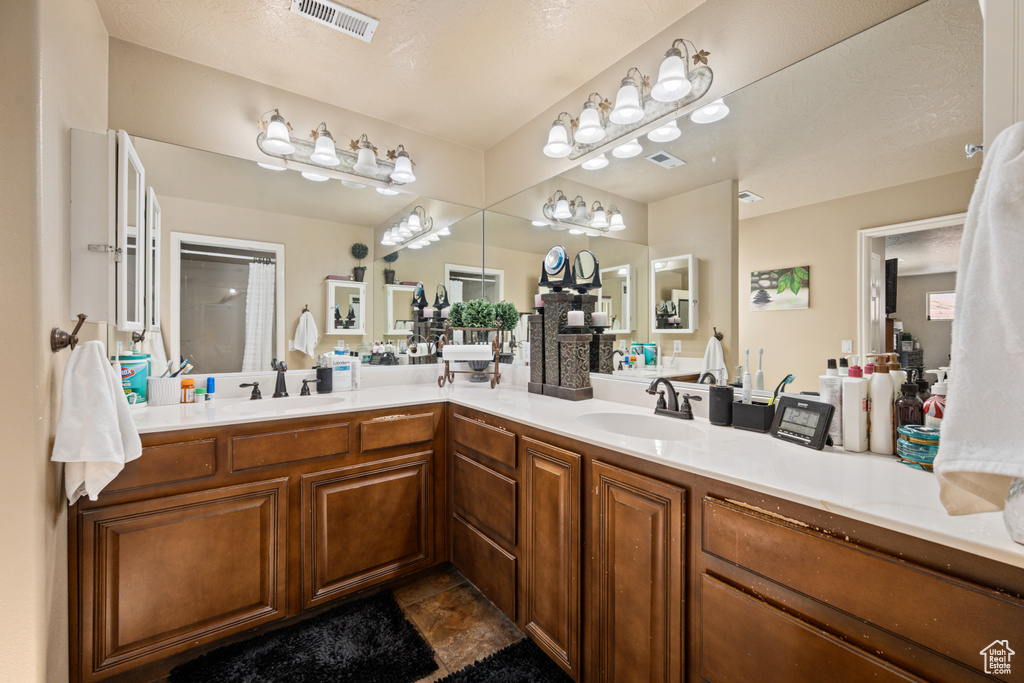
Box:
159, 196, 376, 369
895, 272, 956, 371
738, 168, 979, 393
0, 0, 108, 681
648, 179, 739, 370
107, 39, 485, 209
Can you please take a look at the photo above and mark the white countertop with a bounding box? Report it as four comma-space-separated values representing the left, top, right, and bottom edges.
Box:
132, 382, 1024, 570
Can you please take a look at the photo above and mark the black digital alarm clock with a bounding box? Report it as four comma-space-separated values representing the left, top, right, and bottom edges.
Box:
769, 395, 835, 450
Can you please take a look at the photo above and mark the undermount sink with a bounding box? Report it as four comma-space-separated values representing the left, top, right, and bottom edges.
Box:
221, 395, 346, 415
575, 412, 705, 442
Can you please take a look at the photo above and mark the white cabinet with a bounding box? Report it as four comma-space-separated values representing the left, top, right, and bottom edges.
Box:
325, 280, 366, 336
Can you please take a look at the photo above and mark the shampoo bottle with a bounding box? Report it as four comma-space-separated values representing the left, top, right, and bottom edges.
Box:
819, 359, 844, 447
869, 360, 895, 454
887, 357, 907, 405
838, 357, 849, 377
842, 365, 869, 452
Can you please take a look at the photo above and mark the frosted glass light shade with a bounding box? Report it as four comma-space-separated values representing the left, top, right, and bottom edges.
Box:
608, 210, 626, 231
311, 132, 340, 165
647, 120, 682, 143
591, 210, 609, 228
690, 98, 729, 124
575, 103, 605, 144
301, 171, 329, 182
651, 51, 692, 102
553, 198, 572, 220
613, 138, 643, 158
408, 242, 423, 249
438, 226, 451, 235
408, 213, 422, 231
573, 201, 589, 222
377, 187, 400, 195
264, 113, 295, 154
543, 121, 572, 158
390, 152, 416, 183
341, 180, 365, 189
398, 220, 412, 237
381, 229, 396, 246
353, 145, 379, 175
427, 234, 440, 242
581, 153, 609, 170
609, 78, 644, 125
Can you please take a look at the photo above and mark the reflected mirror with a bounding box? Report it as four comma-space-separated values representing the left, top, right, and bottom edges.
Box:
326, 281, 366, 336
573, 249, 599, 289
597, 265, 633, 334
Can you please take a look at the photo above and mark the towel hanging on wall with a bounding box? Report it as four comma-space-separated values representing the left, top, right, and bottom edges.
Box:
294, 309, 320, 358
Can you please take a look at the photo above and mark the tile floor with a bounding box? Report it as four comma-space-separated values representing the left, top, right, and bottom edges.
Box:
394, 567, 524, 682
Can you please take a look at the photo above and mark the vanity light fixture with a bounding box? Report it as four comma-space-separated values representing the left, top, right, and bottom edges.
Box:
438, 226, 451, 236
581, 153, 609, 171
259, 109, 295, 154
310, 123, 341, 165
390, 145, 416, 183
551, 191, 573, 220
381, 229, 396, 246
542, 191, 625, 233
609, 68, 646, 125
376, 187, 400, 195
352, 134, 379, 175
543, 112, 575, 158
572, 197, 590, 222
575, 94, 610, 144
647, 119, 682, 143
408, 242, 423, 249
608, 207, 626, 231
589, 201, 610, 228
397, 220, 412, 238
341, 179, 366, 189
612, 138, 643, 159
568, 228, 587, 235
408, 206, 433, 233
257, 160, 287, 171
651, 40, 697, 102
690, 98, 729, 124
301, 170, 330, 182
427, 234, 441, 242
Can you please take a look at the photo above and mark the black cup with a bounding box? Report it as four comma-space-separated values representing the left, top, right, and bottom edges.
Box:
709, 386, 734, 426
316, 366, 333, 393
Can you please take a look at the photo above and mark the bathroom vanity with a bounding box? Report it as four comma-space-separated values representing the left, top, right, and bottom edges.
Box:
67, 386, 1024, 683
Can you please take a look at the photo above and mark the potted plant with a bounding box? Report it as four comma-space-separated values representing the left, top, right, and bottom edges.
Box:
448, 301, 465, 328
459, 298, 496, 382
494, 300, 519, 364
351, 243, 369, 281
382, 251, 399, 284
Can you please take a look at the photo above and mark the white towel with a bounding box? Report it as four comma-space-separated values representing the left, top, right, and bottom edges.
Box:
294, 310, 320, 358
934, 122, 1024, 514
51, 341, 142, 505
701, 335, 724, 375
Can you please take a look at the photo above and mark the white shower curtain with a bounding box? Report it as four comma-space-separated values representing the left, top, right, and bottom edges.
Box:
448, 279, 464, 304
241, 262, 275, 372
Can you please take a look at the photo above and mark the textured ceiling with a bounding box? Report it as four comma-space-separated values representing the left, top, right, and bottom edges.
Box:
94, 0, 707, 150
886, 224, 963, 275
557, 0, 983, 219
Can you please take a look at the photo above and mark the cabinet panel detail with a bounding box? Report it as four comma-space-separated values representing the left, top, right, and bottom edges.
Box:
451, 413, 516, 469
452, 452, 517, 546
230, 423, 349, 471
79, 479, 287, 680
523, 438, 580, 678
301, 456, 432, 609
107, 438, 215, 493
701, 574, 925, 683
702, 497, 1024, 672
592, 461, 685, 683
452, 513, 517, 619
360, 412, 434, 452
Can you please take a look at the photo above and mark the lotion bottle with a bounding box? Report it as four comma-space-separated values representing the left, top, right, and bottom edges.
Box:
869, 360, 895, 454
923, 369, 947, 428
887, 357, 907, 405
819, 359, 844, 446
842, 365, 869, 452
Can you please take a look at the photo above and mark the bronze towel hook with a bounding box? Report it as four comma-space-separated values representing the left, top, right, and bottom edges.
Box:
51, 313, 87, 353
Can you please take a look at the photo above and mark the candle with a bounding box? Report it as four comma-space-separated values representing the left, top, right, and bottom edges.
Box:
535, 294, 544, 308
591, 311, 608, 327
423, 307, 435, 318
440, 308, 449, 319
567, 310, 584, 326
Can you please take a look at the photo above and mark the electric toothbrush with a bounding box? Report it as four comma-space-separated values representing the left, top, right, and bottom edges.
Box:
754, 348, 764, 391
742, 349, 752, 404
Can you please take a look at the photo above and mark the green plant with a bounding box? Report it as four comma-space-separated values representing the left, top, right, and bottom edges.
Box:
449, 301, 465, 328
775, 266, 809, 295
382, 251, 399, 264
462, 299, 496, 328
494, 301, 519, 332
351, 243, 369, 267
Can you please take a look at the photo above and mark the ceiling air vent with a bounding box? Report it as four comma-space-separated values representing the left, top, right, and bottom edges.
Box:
290, 0, 379, 43
738, 190, 763, 203
645, 151, 686, 169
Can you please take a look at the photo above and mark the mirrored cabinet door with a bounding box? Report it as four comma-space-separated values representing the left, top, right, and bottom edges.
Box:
325, 280, 366, 336
651, 254, 698, 334
145, 187, 162, 332
116, 130, 146, 332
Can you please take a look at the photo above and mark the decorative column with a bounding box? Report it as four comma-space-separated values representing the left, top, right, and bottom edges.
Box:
528, 314, 544, 394
550, 333, 593, 401
590, 333, 615, 374
541, 291, 572, 387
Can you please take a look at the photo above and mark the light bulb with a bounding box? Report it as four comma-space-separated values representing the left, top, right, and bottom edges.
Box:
352, 135, 379, 175
575, 101, 605, 144
553, 198, 572, 220
398, 220, 412, 238
651, 47, 692, 102
408, 212, 422, 231
608, 210, 626, 231
543, 120, 572, 158
609, 77, 644, 125
591, 209, 609, 228
376, 186, 400, 195
573, 200, 589, 222
690, 98, 729, 124
390, 146, 416, 183
581, 153, 609, 171
427, 234, 440, 242
341, 179, 365, 189
301, 171, 329, 182
311, 128, 340, 165
263, 111, 295, 154
647, 120, 681, 143
612, 138, 643, 159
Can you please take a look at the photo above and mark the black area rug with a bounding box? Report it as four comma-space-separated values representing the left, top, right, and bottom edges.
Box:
440, 638, 574, 683
169, 590, 437, 683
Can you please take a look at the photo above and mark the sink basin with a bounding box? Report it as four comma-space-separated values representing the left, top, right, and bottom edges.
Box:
221, 395, 346, 416
575, 412, 704, 441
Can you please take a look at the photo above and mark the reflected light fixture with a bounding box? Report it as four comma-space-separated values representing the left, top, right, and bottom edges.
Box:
390, 145, 416, 183
257, 160, 286, 171
438, 226, 451, 235
572, 196, 589, 222
690, 98, 729, 124
260, 109, 295, 154
550, 191, 572, 220
341, 179, 366, 189
647, 120, 681, 143
310, 123, 340, 165
589, 202, 610, 228
543, 112, 574, 158
617, 268, 628, 276
397, 220, 412, 238
531, 220, 548, 227
608, 207, 626, 231
381, 229, 396, 246
612, 138, 643, 159
651, 40, 695, 102
609, 68, 645, 125
575, 94, 608, 144
408, 206, 433, 233
408, 242, 423, 249
568, 228, 586, 235
301, 170, 329, 182
352, 134, 379, 175
581, 153, 609, 171
427, 234, 440, 242
542, 191, 624, 234
377, 187, 400, 195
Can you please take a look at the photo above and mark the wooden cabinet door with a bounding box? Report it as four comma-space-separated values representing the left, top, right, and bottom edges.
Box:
78, 479, 287, 682
301, 453, 433, 609
523, 437, 581, 679
591, 461, 685, 683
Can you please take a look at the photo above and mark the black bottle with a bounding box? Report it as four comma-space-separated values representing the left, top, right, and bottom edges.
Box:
895, 382, 925, 428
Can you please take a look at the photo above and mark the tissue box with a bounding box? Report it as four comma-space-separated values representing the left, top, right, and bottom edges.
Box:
148, 377, 181, 406
732, 400, 775, 433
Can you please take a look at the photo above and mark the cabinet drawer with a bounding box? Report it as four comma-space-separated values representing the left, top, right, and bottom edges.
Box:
702, 497, 1024, 672
701, 574, 924, 683
452, 513, 516, 619
107, 438, 215, 493
451, 413, 516, 469
360, 413, 434, 452
452, 453, 517, 546
231, 423, 349, 471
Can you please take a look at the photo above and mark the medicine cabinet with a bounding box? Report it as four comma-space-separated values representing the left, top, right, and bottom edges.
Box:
598, 264, 633, 334
325, 280, 367, 336
650, 254, 698, 334
385, 284, 417, 335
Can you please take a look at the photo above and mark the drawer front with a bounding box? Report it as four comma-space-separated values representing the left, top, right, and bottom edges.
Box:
107, 438, 215, 493
231, 423, 349, 471
360, 413, 434, 452
702, 497, 1024, 672
451, 413, 516, 469
452, 513, 517, 619
701, 575, 924, 683
452, 453, 517, 546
